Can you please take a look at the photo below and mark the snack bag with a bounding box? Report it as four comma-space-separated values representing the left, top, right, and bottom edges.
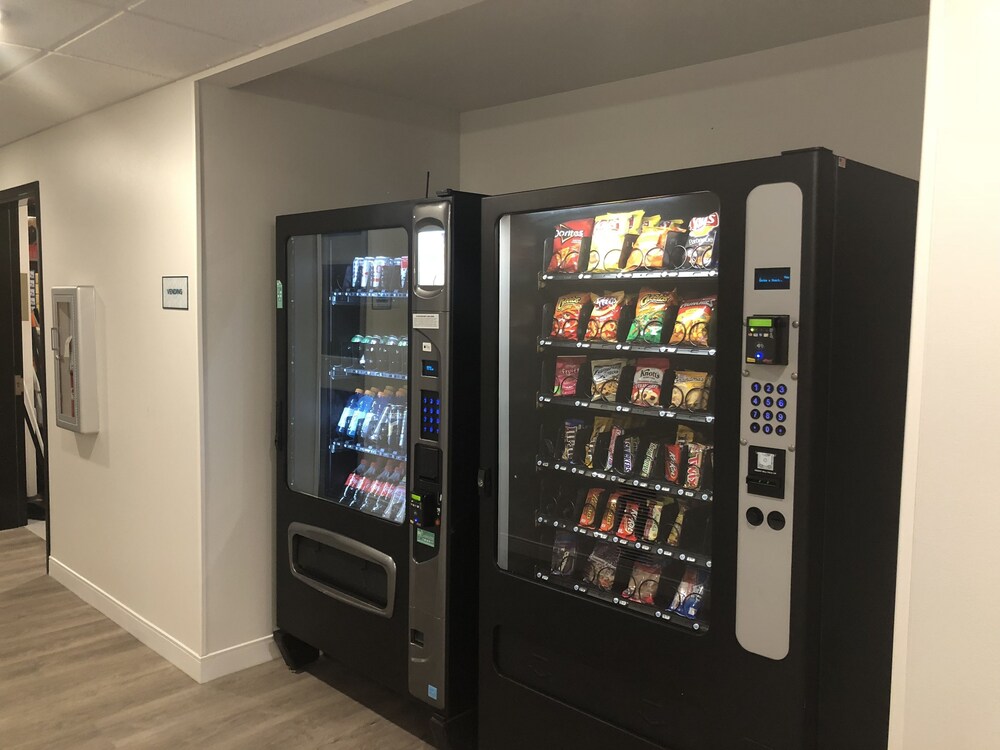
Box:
643, 501, 663, 542
630, 357, 671, 408
550, 532, 580, 576
598, 491, 624, 533
641, 441, 662, 479
670, 566, 710, 619
684, 212, 720, 269
587, 211, 645, 272
684, 444, 712, 490
578, 487, 604, 528
668, 296, 716, 347
561, 419, 585, 463
620, 435, 641, 476
625, 561, 663, 605
664, 443, 685, 484
604, 424, 624, 472
675, 424, 696, 444
546, 218, 595, 273
550, 292, 591, 341
553, 356, 586, 397
590, 359, 626, 403
626, 287, 679, 344
616, 500, 641, 541
584, 416, 613, 468
624, 217, 686, 271
670, 370, 712, 411
584, 290, 625, 342
584, 544, 621, 591
666, 498, 691, 547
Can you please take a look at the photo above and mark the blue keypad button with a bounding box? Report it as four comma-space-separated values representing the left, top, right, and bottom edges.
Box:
776, 425, 786, 436
764, 397, 773, 407
750, 423, 760, 433
763, 410, 773, 421
776, 412, 786, 422
751, 395, 761, 406
777, 398, 786, 409
750, 409, 760, 420
763, 424, 773, 434
751, 382, 762, 393
777, 384, 787, 395
764, 383, 774, 394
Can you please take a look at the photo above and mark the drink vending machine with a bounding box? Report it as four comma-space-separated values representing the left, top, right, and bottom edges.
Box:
477, 149, 917, 750
274, 192, 481, 747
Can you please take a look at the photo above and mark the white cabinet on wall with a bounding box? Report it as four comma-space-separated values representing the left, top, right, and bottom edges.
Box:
51, 286, 98, 434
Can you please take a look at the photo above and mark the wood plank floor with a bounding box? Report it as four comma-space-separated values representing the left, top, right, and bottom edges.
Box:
0, 528, 433, 749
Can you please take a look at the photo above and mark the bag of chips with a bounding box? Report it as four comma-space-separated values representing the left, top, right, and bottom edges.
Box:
546, 218, 594, 273
684, 212, 720, 269
670, 566, 710, 619
666, 498, 691, 547
587, 211, 645, 272
561, 419, 585, 463
554, 356, 586, 397
583, 416, 613, 468
585, 290, 626, 342
624, 217, 687, 271
550, 292, 591, 341
684, 443, 712, 490
629, 357, 671, 408
584, 543, 621, 591
551, 532, 579, 576
626, 287, 679, 344
590, 359, 626, 403
578, 487, 604, 528
598, 491, 623, 533
625, 561, 663, 605
670, 370, 712, 411
643, 501, 663, 542
668, 296, 716, 347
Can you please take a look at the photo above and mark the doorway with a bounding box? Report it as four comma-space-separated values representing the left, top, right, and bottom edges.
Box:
0, 182, 48, 560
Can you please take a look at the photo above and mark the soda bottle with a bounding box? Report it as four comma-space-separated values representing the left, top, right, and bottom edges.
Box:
351, 257, 364, 290
359, 389, 390, 444
399, 256, 409, 291
349, 458, 384, 509
362, 336, 381, 370
359, 460, 395, 512
339, 459, 368, 504
397, 337, 408, 372
349, 333, 365, 361
369, 463, 403, 516
336, 389, 363, 435
347, 389, 374, 440
381, 336, 398, 375
387, 483, 408, 523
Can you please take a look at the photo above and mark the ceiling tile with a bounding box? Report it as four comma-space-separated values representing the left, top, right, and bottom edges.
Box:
0, 0, 114, 50
0, 41, 40, 77
0, 81, 66, 144
59, 12, 253, 78
133, 0, 367, 47
2, 52, 167, 122
82, 0, 144, 7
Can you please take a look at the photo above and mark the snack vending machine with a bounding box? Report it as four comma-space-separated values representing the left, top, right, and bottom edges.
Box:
275, 192, 481, 746
478, 149, 917, 750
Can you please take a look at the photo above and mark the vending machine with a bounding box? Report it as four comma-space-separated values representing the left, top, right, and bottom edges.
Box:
477, 149, 917, 750
274, 191, 481, 746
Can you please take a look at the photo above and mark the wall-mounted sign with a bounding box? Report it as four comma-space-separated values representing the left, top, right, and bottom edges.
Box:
162, 276, 189, 310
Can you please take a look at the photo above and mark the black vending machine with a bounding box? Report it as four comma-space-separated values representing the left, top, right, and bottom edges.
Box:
477, 149, 917, 750
274, 191, 481, 746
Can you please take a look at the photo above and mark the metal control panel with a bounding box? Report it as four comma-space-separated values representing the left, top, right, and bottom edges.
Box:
736, 183, 803, 660
408, 200, 452, 709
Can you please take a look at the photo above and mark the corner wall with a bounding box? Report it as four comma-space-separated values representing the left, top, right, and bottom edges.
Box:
459, 17, 928, 193
196, 82, 459, 659
0, 81, 204, 662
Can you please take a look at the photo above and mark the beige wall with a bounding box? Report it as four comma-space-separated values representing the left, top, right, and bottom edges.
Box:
197, 82, 459, 656
890, 1, 1000, 747
0, 82, 204, 652
459, 17, 928, 193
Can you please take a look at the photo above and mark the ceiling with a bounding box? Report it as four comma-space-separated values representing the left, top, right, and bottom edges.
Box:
0, 0, 383, 146
283, 0, 930, 112
0, 0, 929, 149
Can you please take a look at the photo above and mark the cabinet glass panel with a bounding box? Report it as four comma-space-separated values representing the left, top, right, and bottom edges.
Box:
286, 228, 409, 523
54, 298, 76, 425
498, 194, 720, 632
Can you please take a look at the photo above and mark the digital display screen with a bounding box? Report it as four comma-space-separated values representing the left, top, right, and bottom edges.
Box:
754, 267, 791, 290
422, 360, 439, 377
748, 317, 773, 328
416, 227, 446, 288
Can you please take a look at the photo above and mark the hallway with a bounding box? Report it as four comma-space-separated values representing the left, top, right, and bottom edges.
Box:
0, 529, 431, 749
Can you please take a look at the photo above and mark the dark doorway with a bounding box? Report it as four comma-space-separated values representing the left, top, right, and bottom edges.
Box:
0, 182, 48, 557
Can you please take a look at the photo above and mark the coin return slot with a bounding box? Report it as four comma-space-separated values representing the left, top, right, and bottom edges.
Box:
411, 629, 425, 647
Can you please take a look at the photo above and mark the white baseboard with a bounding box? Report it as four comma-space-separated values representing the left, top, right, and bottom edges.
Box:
49, 557, 278, 684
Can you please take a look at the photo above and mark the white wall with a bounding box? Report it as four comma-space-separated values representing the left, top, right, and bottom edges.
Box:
196, 81, 458, 657
890, 1, 1000, 747
0, 82, 204, 653
459, 17, 928, 193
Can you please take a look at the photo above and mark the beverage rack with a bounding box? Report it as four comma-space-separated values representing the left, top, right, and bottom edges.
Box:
518, 196, 720, 633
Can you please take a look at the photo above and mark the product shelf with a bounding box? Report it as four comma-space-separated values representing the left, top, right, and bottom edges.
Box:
539, 268, 718, 283
330, 439, 407, 462
538, 394, 714, 425
536, 513, 711, 570
535, 457, 712, 503
534, 567, 709, 633
330, 290, 407, 304
332, 366, 407, 381
538, 336, 715, 358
